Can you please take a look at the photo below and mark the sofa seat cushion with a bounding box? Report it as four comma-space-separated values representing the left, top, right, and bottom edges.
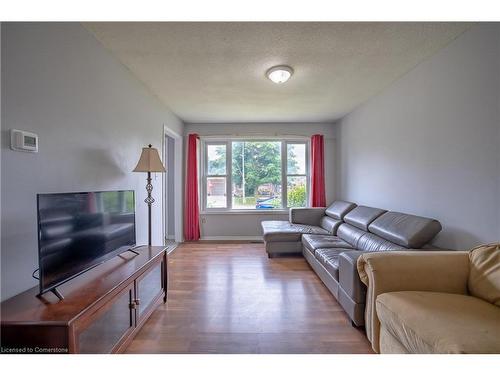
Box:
314, 248, 350, 280
262, 221, 329, 242
302, 234, 352, 253
376, 291, 500, 354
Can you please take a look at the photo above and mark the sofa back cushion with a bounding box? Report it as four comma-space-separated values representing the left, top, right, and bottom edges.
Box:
468, 243, 500, 307
368, 212, 442, 248
343, 206, 387, 231
338, 223, 405, 251
320, 216, 342, 235
357, 233, 405, 252
325, 201, 356, 220
337, 224, 366, 248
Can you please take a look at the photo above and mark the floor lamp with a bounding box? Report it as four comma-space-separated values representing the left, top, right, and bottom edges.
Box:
133, 144, 166, 246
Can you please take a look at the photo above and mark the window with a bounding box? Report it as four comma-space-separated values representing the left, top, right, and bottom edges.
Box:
205, 143, 227, 208
101, 191, 134, 212
287, 143, 307, 208
202, 139, 309, 211
232, 141, 282, 209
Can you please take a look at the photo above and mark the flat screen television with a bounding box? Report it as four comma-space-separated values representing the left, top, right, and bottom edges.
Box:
37, 190, 136, 296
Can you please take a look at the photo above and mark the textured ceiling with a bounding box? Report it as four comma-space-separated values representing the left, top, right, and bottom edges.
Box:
83, 22, 469, 123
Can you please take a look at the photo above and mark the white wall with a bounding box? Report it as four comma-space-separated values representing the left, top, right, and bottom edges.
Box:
184, 122, 336, 239
336, 24, 500, 250
1, 23, 184, 301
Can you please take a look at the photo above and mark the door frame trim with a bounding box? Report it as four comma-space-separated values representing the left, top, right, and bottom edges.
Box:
162, 124, 183, 243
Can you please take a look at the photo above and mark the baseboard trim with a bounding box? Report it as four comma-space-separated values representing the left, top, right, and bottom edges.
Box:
200, 236, 263, 242
165, 242, 179, 254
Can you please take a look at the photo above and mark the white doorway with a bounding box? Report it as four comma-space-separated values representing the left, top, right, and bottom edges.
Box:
162, 125, 183, 246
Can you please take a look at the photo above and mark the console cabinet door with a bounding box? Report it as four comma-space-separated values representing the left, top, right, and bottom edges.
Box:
76, 284, 135, 353
135, 260, 164, 325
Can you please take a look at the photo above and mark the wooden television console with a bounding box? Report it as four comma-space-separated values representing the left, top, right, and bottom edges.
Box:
0, 246, 167, 353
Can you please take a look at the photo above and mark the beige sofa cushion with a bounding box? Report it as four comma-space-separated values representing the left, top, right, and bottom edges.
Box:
376, 291, 500, 353
379, 326, 409, 354
468, 243, 500, 307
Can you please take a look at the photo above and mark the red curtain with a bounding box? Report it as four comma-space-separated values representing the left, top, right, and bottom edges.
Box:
311, 134, 326, 207
184, 134, 200, 241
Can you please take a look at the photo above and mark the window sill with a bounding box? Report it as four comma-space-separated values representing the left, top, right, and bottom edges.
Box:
200, 209, 290, 215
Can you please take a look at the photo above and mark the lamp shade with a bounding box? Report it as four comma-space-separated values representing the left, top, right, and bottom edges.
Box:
133, 144, 166, 173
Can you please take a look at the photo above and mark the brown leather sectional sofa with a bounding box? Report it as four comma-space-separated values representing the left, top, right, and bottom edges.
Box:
261, 200, 442, 326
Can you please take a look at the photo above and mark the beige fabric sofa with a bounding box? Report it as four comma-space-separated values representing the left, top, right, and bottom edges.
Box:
357, 244, 500, 353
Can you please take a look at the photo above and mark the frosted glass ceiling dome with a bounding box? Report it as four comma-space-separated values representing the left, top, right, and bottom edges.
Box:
266, 65, 294, 84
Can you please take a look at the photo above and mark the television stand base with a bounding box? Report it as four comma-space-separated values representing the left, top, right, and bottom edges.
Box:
51, 288, 65, 300
36, 287, 64, 301
127, 249, 140, 255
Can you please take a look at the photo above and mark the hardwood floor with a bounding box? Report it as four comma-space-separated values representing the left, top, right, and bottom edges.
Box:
125, 242, 373, 354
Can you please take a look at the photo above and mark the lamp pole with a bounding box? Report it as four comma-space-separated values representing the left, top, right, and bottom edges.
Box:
145, 170, 154, 246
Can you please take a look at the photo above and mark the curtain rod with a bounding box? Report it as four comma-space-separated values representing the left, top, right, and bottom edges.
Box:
196, 133, 318, 138
194, 134, 334, 141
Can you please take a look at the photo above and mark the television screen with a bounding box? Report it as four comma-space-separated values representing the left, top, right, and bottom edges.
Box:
37, 190, 136, 294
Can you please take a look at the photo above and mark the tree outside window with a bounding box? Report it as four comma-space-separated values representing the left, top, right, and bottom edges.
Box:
203, 140, 308, 210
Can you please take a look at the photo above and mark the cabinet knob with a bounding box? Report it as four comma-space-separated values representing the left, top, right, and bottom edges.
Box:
135, 298, 141, 305
129, 302, 137, 309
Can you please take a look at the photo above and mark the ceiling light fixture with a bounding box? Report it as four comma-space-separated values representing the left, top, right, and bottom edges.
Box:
266, 65, 294, 84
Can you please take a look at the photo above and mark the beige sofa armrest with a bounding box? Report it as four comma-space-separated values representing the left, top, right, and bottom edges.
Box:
289, 207, 325, 226
357, 251, 470, 353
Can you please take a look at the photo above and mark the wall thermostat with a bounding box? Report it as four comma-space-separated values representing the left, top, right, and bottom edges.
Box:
10, 129, 38, 153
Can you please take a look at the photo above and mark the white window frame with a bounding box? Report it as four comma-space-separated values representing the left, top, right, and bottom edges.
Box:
203, 141, 230, 209
200, 137, 310, 213
284, 141, 310, 209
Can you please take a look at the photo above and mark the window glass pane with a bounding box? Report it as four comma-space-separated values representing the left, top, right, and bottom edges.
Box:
125, 191, 134, 212
207, 144, 226, 175
232, 141, 282, 209
287, 176, 307, 207
102, 191, 120, 212
287, 143, 306, 175
207, 177, 227, 208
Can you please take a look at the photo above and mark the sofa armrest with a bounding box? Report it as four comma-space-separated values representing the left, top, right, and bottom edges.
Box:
357, 251, 470, 353
289, 207, 325, 226
339, 250, 367, 305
